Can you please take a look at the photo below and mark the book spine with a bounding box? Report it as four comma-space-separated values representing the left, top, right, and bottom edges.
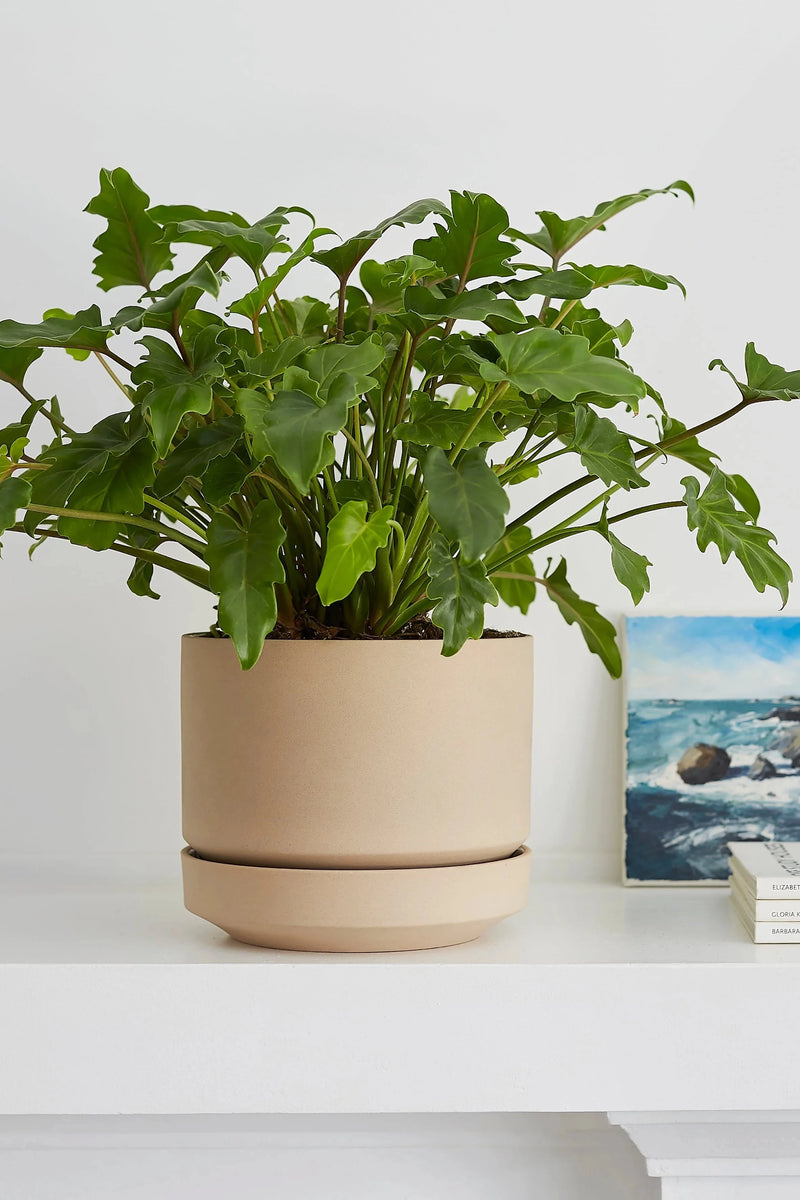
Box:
752, 879, 800, 899
729, 865, 800, 898
754, 899, 800, 920
752, 922, 800, 943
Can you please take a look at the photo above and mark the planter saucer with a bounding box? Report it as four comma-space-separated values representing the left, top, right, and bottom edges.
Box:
181, 845, 531, 953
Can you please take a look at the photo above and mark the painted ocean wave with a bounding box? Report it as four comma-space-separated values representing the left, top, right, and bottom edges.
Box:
626, 698, 800, 881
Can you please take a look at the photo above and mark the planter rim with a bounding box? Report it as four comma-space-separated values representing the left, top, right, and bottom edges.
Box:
184, 844, 530, 879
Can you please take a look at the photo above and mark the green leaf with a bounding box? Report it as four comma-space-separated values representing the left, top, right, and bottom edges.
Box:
658, 414, 718, 474
316, 501, 394, 605
726, 472, 761, 522
0, 345, 42, 389
480, 328, 647, 403
25, 412, 144, 531
126, 557, 159, 599
0, 306, 109, 354
359, 255, 443, 314
240, 338, 308, 381
427, 533, 498, 656
424, 446, 509, 561
242, 387, 349, 493
502, 269, 593, 301
207, 496, 286, 669
394, 393, 503, 450
41, 309, 93, 361
298, 335, 384, 401
710, 343, 800, 401
571, 406, 647, 489
85, 167, 174, 292
228, 228, 334, 318
123, 516, 162, 599
565, 303, 633, 356
575, 263, 685, 297
84, 177, 169, 296
485, 527, 536, 614
0, 476, 32, 536
404, 284, 526, 326
268, 296, 332, 339
57, 436, 157, 550
158, 208, 296, 273
540, 558, 621, 676
682, 469, 792, 604
131, 336, 222, 456
414, 191, 519, 285
596, 513, 651, 604
313, 198, 447, 283
203, 452, 254, 509
153, 417, 242, 496
144, 254, 225, 320
511, 181, 693, 262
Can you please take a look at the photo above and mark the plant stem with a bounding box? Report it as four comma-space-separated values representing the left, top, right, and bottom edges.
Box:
100, 348, 135, 373
93, 351, 131, 398
25, 503, 207, 555
449, 382, 508, 460
342, 429, 383, 510
487, 499, 687, 574
145, 494, 208, 537
549, 297, 579, 330
12, 383, 76, 437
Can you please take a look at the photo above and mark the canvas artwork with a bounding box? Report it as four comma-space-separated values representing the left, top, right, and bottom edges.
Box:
625, 615, 800, 884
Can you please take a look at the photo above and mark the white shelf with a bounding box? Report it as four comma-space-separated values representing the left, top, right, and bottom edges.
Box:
2, 853, 799, 1114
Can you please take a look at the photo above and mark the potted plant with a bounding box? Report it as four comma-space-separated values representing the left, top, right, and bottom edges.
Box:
0, 170, 796, 950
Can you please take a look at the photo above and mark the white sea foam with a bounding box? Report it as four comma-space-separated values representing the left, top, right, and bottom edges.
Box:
629, 752, 800, 807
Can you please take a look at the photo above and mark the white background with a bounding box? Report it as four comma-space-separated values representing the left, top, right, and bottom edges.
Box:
2, 2, 798, 1195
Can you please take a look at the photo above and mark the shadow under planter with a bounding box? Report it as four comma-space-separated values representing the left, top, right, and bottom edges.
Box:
180, 633, 533, 952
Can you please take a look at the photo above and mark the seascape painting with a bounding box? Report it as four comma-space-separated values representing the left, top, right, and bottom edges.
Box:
625, 616, 800, 884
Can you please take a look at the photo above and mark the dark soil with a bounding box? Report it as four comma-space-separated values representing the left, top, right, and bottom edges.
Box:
265, 614, 523, 641
196, 616, 524, 642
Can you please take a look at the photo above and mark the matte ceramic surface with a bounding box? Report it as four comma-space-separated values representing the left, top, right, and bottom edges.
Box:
181, 635, 533, 869
181, 845, 532, 952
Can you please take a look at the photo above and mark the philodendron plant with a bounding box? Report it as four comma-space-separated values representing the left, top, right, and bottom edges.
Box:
0, 170, 796, 673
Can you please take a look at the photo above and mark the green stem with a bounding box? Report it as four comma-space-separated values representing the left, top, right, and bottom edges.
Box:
322, 466, 340, 513
378, 591, 430, 637
550, 297, 579, 330
449, 382, 507, 460
93, 352, 132, 399
488, 499, 687, 575
342, 429, 383, 510
25, 503, 207, 556
145, 494, 207, 537
100, 347, 135, 373
13, 384, 76, 438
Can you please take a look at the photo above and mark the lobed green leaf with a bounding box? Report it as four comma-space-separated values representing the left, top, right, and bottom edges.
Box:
427, 533, 499, 656
207, 495, 286, 669
682, 469, 792, 603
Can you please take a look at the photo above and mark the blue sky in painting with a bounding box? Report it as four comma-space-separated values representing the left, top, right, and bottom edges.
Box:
626, 616, 800, 700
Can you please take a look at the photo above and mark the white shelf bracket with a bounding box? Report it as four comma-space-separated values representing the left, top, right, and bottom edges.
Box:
608, 1111, 800, 1199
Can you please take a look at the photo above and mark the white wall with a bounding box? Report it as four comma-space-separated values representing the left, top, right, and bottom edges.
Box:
2, 0, 800, 862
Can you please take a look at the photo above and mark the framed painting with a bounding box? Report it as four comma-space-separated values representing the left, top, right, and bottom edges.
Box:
624, 615, 800, 884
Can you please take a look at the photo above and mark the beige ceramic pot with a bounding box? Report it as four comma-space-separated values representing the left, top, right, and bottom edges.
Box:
181, 633, 533, 951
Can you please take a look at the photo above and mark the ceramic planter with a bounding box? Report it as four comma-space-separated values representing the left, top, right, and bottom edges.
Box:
181, 633, 533, 951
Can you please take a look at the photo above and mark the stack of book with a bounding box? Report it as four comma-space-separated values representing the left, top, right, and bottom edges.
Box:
728, 841, 800, 943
